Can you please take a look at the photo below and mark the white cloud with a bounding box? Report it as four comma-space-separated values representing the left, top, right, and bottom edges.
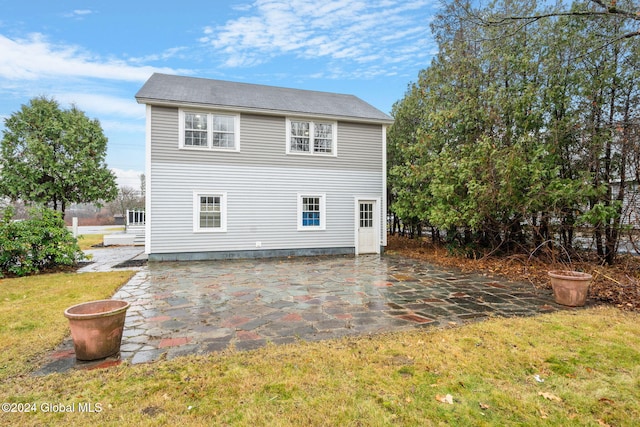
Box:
0, 33, 180, 82
204, 0, 437, 75
127, 46, 189, 64
111, 168, 144, 190
73, 9, 93, 15
62, 9, 94, 19
100, 119, 145, 134
54, 92, 145, 120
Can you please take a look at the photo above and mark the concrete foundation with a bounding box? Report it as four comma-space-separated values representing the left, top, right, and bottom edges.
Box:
148, 247, 357, 262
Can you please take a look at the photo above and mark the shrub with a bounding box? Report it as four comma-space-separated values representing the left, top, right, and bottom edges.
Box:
0, 206, 84, 277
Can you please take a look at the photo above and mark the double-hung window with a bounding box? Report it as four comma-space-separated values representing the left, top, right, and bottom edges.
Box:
212, 115, 236, 148
184, 113, 208, 147
180, 110, 240, 151
193, 192, 227, 232
287, 119, 337, 156
297, 193, 326, 231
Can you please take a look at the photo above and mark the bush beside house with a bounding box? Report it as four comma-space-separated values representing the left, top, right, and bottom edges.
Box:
0, 207, 84, 277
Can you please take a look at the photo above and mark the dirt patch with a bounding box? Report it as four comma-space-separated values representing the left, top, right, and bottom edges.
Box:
386, 235, 640, 311
112, 259, 147, 269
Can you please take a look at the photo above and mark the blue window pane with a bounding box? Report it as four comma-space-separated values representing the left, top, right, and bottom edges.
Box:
302, 212, 320, 226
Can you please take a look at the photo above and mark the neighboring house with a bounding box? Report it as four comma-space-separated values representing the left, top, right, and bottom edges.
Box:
611, 180, 640, 228
135, 73, 393, 261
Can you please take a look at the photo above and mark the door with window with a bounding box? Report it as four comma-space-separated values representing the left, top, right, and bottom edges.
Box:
357, 200, 378, 254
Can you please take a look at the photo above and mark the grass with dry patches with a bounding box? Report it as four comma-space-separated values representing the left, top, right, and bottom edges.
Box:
1, 307, 639, 426
76, 234, 105, 250
0, 271, 136, 380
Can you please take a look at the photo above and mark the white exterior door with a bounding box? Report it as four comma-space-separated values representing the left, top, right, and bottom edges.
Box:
357, 200, 378, 254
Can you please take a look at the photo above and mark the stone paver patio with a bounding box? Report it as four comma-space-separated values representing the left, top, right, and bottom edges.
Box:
38, 253, 587, 374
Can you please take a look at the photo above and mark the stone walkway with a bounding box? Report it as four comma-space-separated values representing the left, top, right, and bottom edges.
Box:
77, 247, 147, 273
37, 253, 586, 374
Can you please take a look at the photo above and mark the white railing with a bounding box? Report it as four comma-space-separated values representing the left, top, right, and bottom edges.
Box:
126, 209, 145, 226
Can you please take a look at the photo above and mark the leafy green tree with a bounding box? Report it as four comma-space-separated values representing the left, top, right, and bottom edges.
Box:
0, 97, 118, 214
388, 77, 431, 237
388, 0, 639, 264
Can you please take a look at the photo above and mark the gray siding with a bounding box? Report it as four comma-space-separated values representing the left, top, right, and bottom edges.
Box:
148, 163, 382, 254
147, 105, 385, 256
614, 182, 640, 227
149, 106, 382, 171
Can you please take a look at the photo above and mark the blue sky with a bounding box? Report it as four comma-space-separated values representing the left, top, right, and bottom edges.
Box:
0, 0, 438, 188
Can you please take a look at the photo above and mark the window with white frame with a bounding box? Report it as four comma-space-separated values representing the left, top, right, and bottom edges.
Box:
180, 110, 239, 151
297, 193, 326, 230
184, 112, 208, 147
287, 119, 336, 155
193, 192, 227, 232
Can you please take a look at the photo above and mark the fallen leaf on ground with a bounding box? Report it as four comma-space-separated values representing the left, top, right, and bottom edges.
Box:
436, 394, 454, 404
538, 392, 562, 402
387, 235, 640, 311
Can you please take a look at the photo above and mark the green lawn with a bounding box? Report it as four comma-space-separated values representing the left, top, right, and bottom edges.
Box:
75, 228, 125, 250
76, 234, 107, 250
0, 271, 136, 380
1, 271, 639, 426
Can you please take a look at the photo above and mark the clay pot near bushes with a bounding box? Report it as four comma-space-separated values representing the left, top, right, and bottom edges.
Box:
547, 270, 593, 307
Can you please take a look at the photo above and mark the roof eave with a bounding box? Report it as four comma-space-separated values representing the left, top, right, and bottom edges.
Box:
135, 97, 394, 125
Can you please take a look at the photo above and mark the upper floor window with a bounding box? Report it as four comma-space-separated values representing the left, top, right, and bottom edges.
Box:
286, 119, 337, 156
180, 110, 240, 151
184, 113, 208, 147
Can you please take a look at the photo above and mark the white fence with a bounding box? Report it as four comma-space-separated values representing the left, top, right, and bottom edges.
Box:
126, 209, 145, 226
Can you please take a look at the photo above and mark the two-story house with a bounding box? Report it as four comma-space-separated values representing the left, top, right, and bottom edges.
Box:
135, 73, 393, 261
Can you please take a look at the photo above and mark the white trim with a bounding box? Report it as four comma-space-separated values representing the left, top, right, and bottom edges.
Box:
382, 125, 388, 247
144, 105, 152, 254
179, 109, 240, 152
137, 99, 394, 126
193, 191, 228, 233
286, 118, 337, 157
354, 197, 381, 255
297, 193, 326, 231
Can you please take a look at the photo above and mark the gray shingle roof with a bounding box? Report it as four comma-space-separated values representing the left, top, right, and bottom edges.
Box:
135, 73, 393, 124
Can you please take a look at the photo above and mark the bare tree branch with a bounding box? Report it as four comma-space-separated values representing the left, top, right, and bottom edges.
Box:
476, 0, 640, 29
570, 29, 640, 60
458, 0, 640, 51
589, 0, 640, 20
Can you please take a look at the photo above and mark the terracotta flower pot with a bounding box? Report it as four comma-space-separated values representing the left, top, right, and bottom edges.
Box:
548, 270, 592, 307
64, 300, 130, 361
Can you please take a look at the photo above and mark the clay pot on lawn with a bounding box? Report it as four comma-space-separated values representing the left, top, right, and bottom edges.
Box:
547, 270, 593, 307
64, 299, 130, 361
